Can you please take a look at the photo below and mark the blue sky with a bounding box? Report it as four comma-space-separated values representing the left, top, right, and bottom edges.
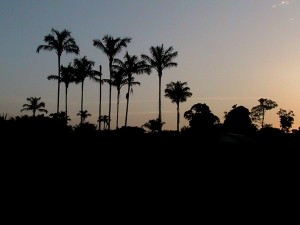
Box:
1, 0, 300, 130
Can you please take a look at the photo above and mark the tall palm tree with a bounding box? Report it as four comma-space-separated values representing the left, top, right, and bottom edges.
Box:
113, 52, 150, 127
47, 63, 75, 120
90, 65, 104, 130
73, 56, 95, 124
164, 81, 192, 132
21, 97, 48, 117
93, 35, 131, 130
37, 28, 80, 113
141, 44, 178, 122
103, 69, 127, 129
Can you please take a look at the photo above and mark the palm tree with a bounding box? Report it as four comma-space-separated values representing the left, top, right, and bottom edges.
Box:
37, 28, 79, 113
47, 63, 75, 120
141, 45, 178, 122
113, 52, 150, 127
142, 118, 165, 133
73, 56, 95, 124
21, 97, 48, 117
103, 69, 127, 129
164, 81, 192, 132
98, 115, 110, 130
93, 35, 131, 130
91, 65, 105, 130
77, 110, 91, 123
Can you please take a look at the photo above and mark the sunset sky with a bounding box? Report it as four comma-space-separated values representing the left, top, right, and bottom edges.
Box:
1, 0, 300, 130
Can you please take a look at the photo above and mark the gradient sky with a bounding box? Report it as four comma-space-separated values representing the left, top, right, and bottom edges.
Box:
1, 0, 300, 130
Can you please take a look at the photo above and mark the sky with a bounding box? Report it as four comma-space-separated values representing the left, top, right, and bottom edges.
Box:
1, 0, 300, 131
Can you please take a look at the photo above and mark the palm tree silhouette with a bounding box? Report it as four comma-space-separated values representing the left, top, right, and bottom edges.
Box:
103, 69, 127, 129
93, 35, 131, 130
21, 97, 48, 117
73, 56, 95, 124
142, 118, 165, 133
164, 81, 192, 132
98, 115, 110, 130
77, 110, 91, 123
113, 52, 150, 127
91, 65, 105, 130
47, 63, 75, 120
141, 44, 178, 122
37, 28, 79, 113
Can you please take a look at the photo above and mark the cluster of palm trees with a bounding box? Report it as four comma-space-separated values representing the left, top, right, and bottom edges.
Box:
36, 28, 185, 130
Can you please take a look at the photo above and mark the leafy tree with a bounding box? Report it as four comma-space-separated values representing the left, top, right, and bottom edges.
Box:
21, 97, 48, 117
37, 28, 79, 113
142, 118, 165, 133
277, 109, 295, 133
113, 52, 149, 127
47, 63, 75, 119
93, 35, 131, 130
164, 81, 192, 132
141, 44, 178, 122
73, 56, 95, 124
251, 98, 278, 129
184, 103, 219, 132
224, 105, 255, 134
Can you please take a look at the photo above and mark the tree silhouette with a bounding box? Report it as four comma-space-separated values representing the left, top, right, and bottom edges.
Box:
164, 81, 192, 132
142, 118, 165, 133
184, 103, 219, 132
251, 98, 278, 129
141, 44, 178, 122
73, 56, 95, 124
113, 52, 150, 127
47, 63, 75, 120
21, 97, 48, 117
37, 28, 79, 113
277, 108, 295, 133
103, 68, 128, 129
93, 35, 131, 130
98, 115, 110, 130
77, 110, 91, 123
224, 105, 255, 134
91, 65, 104, 130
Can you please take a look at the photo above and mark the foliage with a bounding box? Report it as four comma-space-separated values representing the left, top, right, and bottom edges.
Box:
164, 81, 192, 132
184, 103, 220, 132
251, 98, 278, 129
20, 97, 48, 117
224, 105, 256, 134
141, 44, 178, 121
142, 118, 165, 133
277, 108, 295, 133
77, 110, 91, 123
37, 28, 79, 112
93, 34, 131, 130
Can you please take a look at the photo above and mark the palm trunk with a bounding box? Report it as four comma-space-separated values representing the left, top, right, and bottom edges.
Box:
116, 89, 120, 129
158, 73, 162, 121
125, 81, 131, 127
65, 84, 68, 123
57, 55, 61, 113
108, 60, 112, 130
80, 81, 84, 124
99, 78, 102, 130
177, 102, 180, 133
98, 66, 102, 130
